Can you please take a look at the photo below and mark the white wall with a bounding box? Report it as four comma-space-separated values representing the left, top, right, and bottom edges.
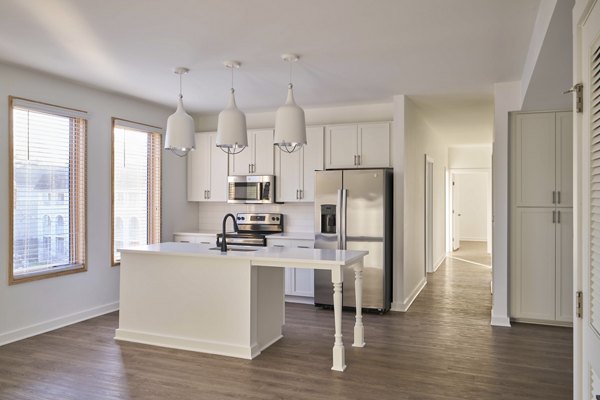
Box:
491, 81, 522, 327
397, 97, 448, 310
448, 146, 492, 169
0, 63, 196, 344
456, 174, 488, 241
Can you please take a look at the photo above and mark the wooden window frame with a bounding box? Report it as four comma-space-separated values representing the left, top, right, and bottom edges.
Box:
111, 118, 162, 266
8, 96, 88, 285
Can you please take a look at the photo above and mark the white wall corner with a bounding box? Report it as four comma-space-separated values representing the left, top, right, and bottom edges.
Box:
392, 94, 406, 308
491, 81, 522, 329
0, 302, 119, 347
490, 312, 512, 327
391, 277, 427, 312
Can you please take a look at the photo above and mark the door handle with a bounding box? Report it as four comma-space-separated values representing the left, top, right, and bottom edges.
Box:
557, 191, 561, 204
557, 210, 561, 224
357, 154, 361, 165
207, 190, 210, 199
552, 191, 556, 204
552, 210, 556, 223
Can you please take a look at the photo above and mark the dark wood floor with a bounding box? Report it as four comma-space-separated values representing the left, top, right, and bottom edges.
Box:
0, 256, 572, 400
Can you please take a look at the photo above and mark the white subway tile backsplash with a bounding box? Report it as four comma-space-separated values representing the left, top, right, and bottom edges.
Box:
197, 203, 314, 233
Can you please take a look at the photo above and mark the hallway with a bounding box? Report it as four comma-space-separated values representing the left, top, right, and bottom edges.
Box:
0, 257, 572, 400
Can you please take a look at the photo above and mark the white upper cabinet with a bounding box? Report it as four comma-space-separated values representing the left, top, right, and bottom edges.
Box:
325, 122, 390, 169
556, 112, 573, 207
230, 129, 274, 175
187, 132, 228, 202
276, 126, 324, 202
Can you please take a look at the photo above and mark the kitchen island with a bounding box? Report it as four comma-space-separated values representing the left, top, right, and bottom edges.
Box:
115, 242, 367, 372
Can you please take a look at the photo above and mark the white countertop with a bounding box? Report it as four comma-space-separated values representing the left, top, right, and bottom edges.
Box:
120, 242, 366, 268
266, 232, 315, 241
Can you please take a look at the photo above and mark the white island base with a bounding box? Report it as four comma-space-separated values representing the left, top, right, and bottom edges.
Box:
115, 243, 367, 372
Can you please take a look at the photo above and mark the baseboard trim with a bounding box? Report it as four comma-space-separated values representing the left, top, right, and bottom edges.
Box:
490, 312, 511, 327
433, 256, 445, 272
115, 328, 269, 360
285, 295, 314, 305
0, 302, 119, 347
391, 277, 427, 312
511, 317, 573, 328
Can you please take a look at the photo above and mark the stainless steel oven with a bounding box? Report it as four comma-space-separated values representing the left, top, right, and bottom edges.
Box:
227, 175, 275, 204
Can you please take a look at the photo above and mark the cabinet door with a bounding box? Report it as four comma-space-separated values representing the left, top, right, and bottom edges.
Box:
187, 133, 210, 201
358, 123, 390, 167
510, 207, 556, 320
252, 129, 274, 175
513, 113, 556, 207
326, 125, 358, 169
301, 126, 324, 202
556, 112, 573, 207
276, 146, 302, 202
556, 208, 573, 322
208, 134, 229, 202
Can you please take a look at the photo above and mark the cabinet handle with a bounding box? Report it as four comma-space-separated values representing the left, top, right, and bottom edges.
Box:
200, 241, 210, 244
557, 191, 561, 204
300, 189, 304, 199
552, 191, 556, 204
205, 190, 208, 199
248, 164, 251, 173
207, 190, 210, 199
552, 210, 556, 223
273, 244, 285, 247
297, 246, 310, 248
179, 240, 190, 243
557, 210, 561, 224
296, 189, 299, 200
357, 154, 361, 165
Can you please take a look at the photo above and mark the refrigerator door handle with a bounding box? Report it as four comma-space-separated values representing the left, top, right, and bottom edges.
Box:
340, 189, 347, 250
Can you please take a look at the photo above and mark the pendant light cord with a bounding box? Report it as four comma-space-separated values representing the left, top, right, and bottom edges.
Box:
231, 65, 234, 92
289, 60, 293, 86
179, 72, 183, 100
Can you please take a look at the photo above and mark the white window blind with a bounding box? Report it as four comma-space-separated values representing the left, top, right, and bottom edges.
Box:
10, 97, 87, 283
591, 43, 600, 335
112, 119, 161, 264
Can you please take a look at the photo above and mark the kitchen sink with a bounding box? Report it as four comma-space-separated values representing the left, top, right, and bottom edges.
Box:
208, 247, 260, 252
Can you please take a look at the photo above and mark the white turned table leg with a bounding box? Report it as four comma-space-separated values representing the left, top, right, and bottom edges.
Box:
353, 260, 365, 347
331, 266, 346, 372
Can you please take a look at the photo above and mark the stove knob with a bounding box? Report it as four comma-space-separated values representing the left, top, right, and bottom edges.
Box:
271, 217, 275, 221
241, 217, 245, 220
237, 217, 241, 220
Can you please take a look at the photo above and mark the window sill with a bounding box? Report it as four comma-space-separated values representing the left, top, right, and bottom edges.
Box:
9, 263, 87, 285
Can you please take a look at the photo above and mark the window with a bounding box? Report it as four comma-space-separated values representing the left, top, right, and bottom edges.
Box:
9, 96, 87, 284
111, 118, 161, 265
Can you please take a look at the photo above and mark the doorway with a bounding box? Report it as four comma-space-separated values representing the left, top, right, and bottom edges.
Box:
447, 170, 492, 266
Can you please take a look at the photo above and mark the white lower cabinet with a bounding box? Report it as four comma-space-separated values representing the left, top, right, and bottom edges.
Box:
267, 237, 314, 303
173, 233, 217, 246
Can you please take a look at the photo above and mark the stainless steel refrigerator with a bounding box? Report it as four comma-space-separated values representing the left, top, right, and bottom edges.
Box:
314, 168, 393, 313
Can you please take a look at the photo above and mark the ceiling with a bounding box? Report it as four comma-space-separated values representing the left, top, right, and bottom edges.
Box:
0, 0, 541, 115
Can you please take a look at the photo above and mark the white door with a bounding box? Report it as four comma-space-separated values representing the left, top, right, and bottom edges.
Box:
208, 133, 229, 202
326, 125, 358, 169
578, 2, 600, 398
452, 173, 460, 251
276, 146, 301, 202
229, 134, 253, 175
513, 113, 556, 207
556, 112, 574, 207
358, 123, 390, 167
187, 133, 210, 201
425, 156, 434, 273
252, 129, 274, 175
301, 126, 324, 202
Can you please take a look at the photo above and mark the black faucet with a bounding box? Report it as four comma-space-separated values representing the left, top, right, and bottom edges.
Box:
221, 213, 239, 252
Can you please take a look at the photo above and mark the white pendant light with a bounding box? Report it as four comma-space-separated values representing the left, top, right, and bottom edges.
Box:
274, 54, 306, 153
216, 61, 247, 154
165, 67, 195, 157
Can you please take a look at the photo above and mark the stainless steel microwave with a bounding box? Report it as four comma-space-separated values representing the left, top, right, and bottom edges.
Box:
227, 175, 275, 204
